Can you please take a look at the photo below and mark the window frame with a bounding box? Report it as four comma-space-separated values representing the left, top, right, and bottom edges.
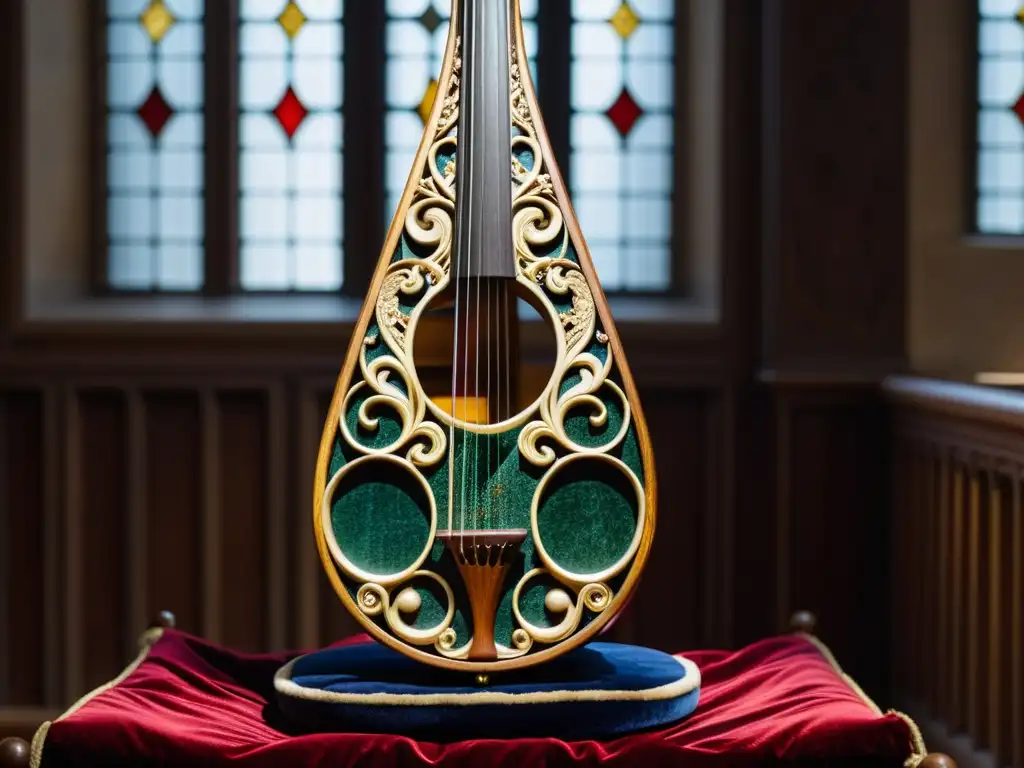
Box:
9, 0, 723, 339
907, 0, 1024, 373
88, 0, 695, 300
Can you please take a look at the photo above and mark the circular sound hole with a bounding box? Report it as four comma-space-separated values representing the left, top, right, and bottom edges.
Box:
329, 457, 433, 579
412, 279, 557, 426
534, 456, 641, 582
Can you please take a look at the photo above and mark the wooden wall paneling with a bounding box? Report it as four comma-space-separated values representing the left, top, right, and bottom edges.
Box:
772, 391, 791, 634
0, 392, 45, 707
923, 448, 938, 710
951, 456, 967, 733
217, 390, 269, 653
888, 434, 905, 696
990, 471, 1011, 767
267, 383, 287, 650
732, 384, 777, 649
294, 380, 323, 650
72, 389, 129, 698
966, 466, 989, 745
935, 447, 950, 722
42, 386, 62, 707
126, 391, 147, 651
144, 391, 202, 637
759, 0, 908, 371
774, 388, 888, 693
714, 386, 736, 648
1013, 468, 1024, 768
1013, 467, 1023, 768
630, 389, 710, 652
1, 393, 9, 705
201, 389, 223, 644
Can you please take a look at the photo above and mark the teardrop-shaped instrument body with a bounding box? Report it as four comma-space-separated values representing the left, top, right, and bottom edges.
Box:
314, 0, 656, 672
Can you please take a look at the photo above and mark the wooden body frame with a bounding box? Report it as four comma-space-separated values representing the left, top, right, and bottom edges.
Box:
312, 0, 657, 673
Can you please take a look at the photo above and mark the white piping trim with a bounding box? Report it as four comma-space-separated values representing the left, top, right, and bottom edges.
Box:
273, 652, 700, 708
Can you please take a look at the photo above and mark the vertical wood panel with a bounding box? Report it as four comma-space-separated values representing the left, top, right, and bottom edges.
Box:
266, 385, 287, 650
0, 393, 45, 706
773, 395, 791, 632
923, 451, 936, 705
125, 392, 146, 651
950, 461, 966, 731
632, 392, 707, 651
991, 473, 1011, 767
75, 390, 128, 695
295, 384, 327, 649
966, 469, 990, 745
936, 449, 950, 721
201, 391, 223, 643
1013, 471, 1023, 768
892, 438, 909, 696
218, 391, 269, 652
785, 397, 885, 689
42, 387, 62, 707
145, 392, 202, 634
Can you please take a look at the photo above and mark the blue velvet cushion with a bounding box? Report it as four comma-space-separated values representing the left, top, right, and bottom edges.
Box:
274, 641, 700, 741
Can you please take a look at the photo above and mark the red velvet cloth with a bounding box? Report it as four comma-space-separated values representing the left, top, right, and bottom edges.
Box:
36, 631, 918, 767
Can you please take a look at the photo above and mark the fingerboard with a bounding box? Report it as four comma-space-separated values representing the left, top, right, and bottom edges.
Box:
451, 0, 516, 280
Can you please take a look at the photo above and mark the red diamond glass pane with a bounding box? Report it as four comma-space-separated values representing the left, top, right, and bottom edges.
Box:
273, 86, 309, 140
137, 86, 174, 139
1013, 91, 1024, 127
606, 88, 643, 138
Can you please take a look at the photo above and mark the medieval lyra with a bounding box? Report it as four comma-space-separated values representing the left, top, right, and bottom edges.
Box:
314, 0, 656, 672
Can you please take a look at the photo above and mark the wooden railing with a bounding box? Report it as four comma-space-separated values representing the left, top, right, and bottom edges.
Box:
885, 376, 1023, 768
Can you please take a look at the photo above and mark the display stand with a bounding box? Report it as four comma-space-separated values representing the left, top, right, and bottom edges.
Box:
0, 611, 957, 768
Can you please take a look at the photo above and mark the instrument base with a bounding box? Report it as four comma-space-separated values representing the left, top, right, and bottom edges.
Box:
274, 639, 700, 741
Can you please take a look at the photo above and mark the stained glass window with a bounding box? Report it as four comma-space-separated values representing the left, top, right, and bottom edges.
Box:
384, 0, 538, 223
102, 1, 685, 295
976, 0, 1024, 233
238, 0, 344, 291
570, 0, 674, 292
106, 0, 205, 291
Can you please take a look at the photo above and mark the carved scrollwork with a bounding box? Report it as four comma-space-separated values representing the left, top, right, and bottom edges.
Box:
511, 569, 612, 645
518, 329, 630, 467
355, 572, 456, 646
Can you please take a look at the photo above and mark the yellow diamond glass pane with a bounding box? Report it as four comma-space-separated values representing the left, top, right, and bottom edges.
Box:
278, 1, 307, 39
418, 79, 439, 125
609, 1, 641, 40
139, 0, 176, 43
1016, 3, 1024, 25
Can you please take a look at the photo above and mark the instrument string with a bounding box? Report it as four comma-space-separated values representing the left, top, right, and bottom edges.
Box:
503, 282, 512, 529
460, 4, 477, 553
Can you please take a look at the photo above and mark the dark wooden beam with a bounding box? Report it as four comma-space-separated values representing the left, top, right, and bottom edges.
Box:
203, 0, 240, 296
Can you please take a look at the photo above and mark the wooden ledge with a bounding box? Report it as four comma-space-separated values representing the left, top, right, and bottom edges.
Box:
883, 375, 1024, 432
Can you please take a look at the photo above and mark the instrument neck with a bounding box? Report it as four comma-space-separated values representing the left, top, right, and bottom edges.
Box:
452, 0, 516, 280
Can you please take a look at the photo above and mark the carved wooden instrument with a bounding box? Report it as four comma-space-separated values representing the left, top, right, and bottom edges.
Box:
314, 0, 656, 672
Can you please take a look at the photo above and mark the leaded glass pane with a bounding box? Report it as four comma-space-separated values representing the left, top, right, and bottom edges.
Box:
238, 0, 344, 291
106, 0, 205, 291
976, 1, 1024, 233
571, 0, 674, 292
383, 1, 538, 223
